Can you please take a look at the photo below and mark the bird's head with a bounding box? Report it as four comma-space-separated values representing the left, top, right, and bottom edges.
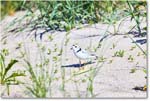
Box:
71, 44, 81, 52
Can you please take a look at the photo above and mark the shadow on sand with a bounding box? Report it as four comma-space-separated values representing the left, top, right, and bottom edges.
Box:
61, 61, 95, 68
134, 39, 147, 45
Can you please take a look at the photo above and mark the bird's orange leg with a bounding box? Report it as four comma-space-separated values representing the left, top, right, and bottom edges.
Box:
79, 60, 85, 70
79, 60, 81, 70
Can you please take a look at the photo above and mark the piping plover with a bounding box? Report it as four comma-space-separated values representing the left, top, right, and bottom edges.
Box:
71, 44, 97, 69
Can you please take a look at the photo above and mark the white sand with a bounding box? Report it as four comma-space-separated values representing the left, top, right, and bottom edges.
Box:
0, 11, 147, 98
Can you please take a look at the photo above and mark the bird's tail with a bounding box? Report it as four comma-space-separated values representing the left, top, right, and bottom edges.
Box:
90, 54, 98, 60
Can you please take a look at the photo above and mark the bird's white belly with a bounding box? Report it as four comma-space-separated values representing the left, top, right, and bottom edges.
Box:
74, 52, 90, 60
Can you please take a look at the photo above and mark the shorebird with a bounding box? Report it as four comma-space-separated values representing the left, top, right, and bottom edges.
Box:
71, 44, 97, 70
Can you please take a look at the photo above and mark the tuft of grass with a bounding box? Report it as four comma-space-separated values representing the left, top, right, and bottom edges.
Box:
4, 1, 134, 38
126, 1, 146, 36
87, 68, 94, 97
48, 35, 53, 41
98, 56, 106, 62
130, 46, 136, 51
137, 52, 141, 56
21, 44, 55, 98
113, 50, 125, 57
1, 48, 9, 56
112, 43, 116, 49
0, 52, 25, 95
108, 59, 113, 64
47, 48, 51, 55
23, 59, 49, 98
130, 68, 136, 73
1, 1, 25, 19
143, 69, 146, 74
128, 55, 134, 62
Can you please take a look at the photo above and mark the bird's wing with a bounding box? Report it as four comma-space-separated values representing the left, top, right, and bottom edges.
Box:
81, 49, 90, 55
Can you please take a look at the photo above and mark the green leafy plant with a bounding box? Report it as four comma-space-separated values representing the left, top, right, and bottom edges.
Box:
130, 46, 136, 51
143, 68, 147, 79
23, 59, 49, 98
16, 42, 22, 49
22, 44, 55, 98
1, 1, 25, 19
48, 35, 53, 41
47, 48, 51, 55
98, 56, 106, 62
108, 59, 113, 64
0, 53, 25, 95
114, 50, 125, 57
128, 55, 134, 62
1, 48, 9, 56
4, 1, 131, 39
143, 69, 146, 74
126, 1, 146, 36
130, 68, 136, 73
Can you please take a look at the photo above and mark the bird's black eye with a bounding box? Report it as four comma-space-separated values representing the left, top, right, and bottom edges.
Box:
75, 45, 77, 48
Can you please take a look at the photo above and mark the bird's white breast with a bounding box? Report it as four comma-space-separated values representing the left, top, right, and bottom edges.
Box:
73, 50, 91, 60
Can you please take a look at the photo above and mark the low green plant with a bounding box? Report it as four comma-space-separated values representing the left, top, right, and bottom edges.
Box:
128, 55, 134, 62
2, 39, 7, 45
0, 53, 25, 95
86, 68, 94, 97
114, 50, 125, 57
47, 48, 51, 55
108, 59, 113, 64
126, 1, 146, 36
4, 1, 132, 38
130, 68, 136, 73
130, 46, 136, 51
23, 59, 50, 98
142, 68, 147, 78
16, 42, 22, 49
112, 43, 116, 49
86, 60, 105, 97
98, 56, 106, 62
1, 1, 25, 19
22, 43, 57, 98
48, 35, 53, 41
143, 69, 146, 74
1, 48, 9, 56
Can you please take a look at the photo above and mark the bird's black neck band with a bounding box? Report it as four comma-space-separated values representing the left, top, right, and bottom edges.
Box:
76, 48, 81, 53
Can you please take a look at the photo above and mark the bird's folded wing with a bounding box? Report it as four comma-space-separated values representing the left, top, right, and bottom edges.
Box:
81, 49, 89, 54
